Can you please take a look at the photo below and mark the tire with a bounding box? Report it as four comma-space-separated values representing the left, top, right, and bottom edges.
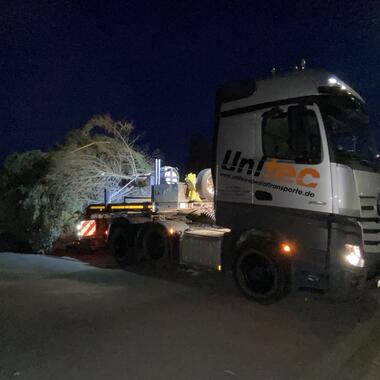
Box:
196, 168, 214, 201
110, 227, 135, 266
141, 223, 169, 262
234, 248, 290, 304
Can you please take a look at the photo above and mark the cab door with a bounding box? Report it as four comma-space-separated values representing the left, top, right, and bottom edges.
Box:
253, 103, 332, 214
216, 111, 258, 205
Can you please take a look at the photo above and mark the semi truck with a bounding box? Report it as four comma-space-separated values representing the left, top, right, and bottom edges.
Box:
78, 68, 380, 303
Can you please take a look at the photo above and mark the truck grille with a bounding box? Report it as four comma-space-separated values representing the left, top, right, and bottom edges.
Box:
358, 196, 380, 254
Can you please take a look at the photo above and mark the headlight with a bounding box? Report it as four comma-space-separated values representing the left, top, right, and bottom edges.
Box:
344, 244, 364, 268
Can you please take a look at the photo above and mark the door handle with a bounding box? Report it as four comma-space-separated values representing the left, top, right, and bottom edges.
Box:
308, 201, 326, 206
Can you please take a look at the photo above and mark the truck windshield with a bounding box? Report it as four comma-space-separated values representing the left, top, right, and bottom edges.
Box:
318, 95, 379, 172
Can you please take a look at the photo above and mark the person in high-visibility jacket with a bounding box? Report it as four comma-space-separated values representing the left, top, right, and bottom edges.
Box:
185, 173, 202, 202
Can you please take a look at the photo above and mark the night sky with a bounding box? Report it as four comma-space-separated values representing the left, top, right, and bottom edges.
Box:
1, 0, 379, 166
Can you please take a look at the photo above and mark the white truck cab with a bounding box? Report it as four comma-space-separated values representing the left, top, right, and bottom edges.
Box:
215, 69, 380, 302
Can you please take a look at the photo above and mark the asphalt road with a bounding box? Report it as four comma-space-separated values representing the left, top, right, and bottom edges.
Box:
1, 252, 380, 380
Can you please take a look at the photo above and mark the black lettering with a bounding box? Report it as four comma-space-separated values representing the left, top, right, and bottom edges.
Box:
237, 158, 255, 175
222, 150, 241, 171
254, 156, 267, 177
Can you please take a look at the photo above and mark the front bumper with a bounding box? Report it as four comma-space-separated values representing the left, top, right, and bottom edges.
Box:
328, 266, 367, 301
365, 253, 380, 280
366, 274, 380, 289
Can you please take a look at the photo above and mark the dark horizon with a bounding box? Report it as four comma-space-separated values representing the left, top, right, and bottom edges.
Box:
1, 1, 379, 166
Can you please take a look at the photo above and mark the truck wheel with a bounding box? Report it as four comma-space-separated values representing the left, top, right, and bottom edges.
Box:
196, 168, 214, 201
110, 227, 135, 266
234, 248, 289, 304
142, 224, 169, 262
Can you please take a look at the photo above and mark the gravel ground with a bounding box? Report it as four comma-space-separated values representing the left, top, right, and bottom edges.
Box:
0, 252, 380, 380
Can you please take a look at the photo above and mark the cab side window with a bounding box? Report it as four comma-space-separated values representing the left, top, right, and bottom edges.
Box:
262, 111, 294, 160
262, 106, 322, 164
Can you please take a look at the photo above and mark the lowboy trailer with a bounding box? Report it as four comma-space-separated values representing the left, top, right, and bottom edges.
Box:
78, 67, 380, 303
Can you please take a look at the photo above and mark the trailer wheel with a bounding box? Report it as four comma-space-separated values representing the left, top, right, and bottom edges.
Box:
110, 227, 135, 266
234, 248, 289, 304
142, 224, 169, 261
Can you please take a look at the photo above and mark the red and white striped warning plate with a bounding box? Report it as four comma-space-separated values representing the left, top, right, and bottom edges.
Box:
80, 220, 97, 238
